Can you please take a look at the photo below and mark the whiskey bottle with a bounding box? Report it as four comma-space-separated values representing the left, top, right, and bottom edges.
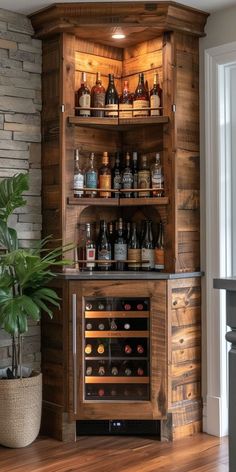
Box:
85, 152, 98, 197
132, 151, 138, 198
151, 153, 164, 197
133, 72, 149, 117
122, 152, 133, 198
85, 222, 96, 271
75, 72, 91, 117
114, 217, 127, 271
91, 72, 106, 117
150, 73, 162, 116
128, 222, 141, 271
99, 151, 111, 198
112, 152, 122, 198
119, 80, 133, 118
73, 149, 84, 198
155, 221, 165, 271
97, 220, 112, 271
141, 220, 155, 271
105, 73, 119, 117
138, 155, 151, 197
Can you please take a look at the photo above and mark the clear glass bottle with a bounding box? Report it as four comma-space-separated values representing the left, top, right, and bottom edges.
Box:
151, 153, 164, 197
73, 149, 84, 198
84, 222, 96, 271
128, 221, 141, 271
141, 220, 155, 271
98, 151, 111, 198
85, 152, 98, 197
112, 151, 122, 198
138, 155, 151, 197
122, 152, 133, 198
75, 72, 91, 117
155, 220, 165, 271
119, 80, 133, 118
114, 217, 127, 271
105, 73, 119, 117
97, 220, 112, 271
133, 72, 149, 117
150, 73, 162, 116
91, 72, 106, 117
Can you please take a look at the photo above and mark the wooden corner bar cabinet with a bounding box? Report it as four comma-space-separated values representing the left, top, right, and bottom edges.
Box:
30, 2, 208, 441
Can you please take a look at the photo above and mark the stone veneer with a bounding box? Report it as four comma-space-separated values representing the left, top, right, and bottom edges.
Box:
0, 9, 42, 372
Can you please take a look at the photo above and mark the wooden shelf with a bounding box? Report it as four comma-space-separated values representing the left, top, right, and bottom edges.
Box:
85, 330, 149, 338
85, 356, 149, 361
68, 115, 169, 130
85, 376, 149, 384
85, 311, 149, 318
68, 196, 169, 207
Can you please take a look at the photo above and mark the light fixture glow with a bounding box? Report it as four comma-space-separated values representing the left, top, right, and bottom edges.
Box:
112, 27, 126, 39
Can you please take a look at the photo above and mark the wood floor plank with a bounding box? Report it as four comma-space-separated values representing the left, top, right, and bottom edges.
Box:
0, 433, 228, 472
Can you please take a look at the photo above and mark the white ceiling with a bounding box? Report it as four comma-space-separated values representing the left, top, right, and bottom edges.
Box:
0, 0, 235, 16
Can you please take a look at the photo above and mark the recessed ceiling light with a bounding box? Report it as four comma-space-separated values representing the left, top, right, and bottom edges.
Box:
112, 27, 126, 39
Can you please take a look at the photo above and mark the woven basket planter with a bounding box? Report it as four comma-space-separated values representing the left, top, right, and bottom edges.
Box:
0, 372, 42, 448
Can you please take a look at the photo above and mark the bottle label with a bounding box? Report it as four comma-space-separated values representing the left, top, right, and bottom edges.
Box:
99, 175, 111, 198
113, 174, 121, 190
86, 171, 97, 189
105, 104, 118, 117
97, 249, 112, 268
119, 103, 133, 118
141, 248, 155, 269
155, 248, 164, 270
122, 172, 133, 193
133, 99, 149, 117
128, 248, 141, 269
138, 170, 150, 197
93, 92, 105, 109
114, 243, 127, 261
150, 95, 161, 116
79, 94, 91, 116
86, 247, 96, 269
74, 174, 84, 197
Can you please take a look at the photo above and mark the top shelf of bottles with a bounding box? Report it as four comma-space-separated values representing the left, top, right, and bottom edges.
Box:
68, 115, 169, 131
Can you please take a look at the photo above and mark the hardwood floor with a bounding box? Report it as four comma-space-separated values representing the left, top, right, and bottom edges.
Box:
0, 433, 228, 471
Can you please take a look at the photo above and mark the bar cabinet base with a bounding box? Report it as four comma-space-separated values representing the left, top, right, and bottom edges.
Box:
77, 420, 160, 437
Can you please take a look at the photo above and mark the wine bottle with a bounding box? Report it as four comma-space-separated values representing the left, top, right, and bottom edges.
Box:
124, 363, 132, 376
137, 367, 144, 376
122, 152, 133, 198
98, 388, 105, 397
150, 73, 162, 116
141, 220, 155, 271
114, 217, 127, 271
124, 322, 131, 330
155, 221, 165, 271
98, 302, 105, 310
97, 343, 105, 355
112, 152, 122, 198
73, 149, 84, 198
84, 222, 96, 270
85, 152, 98, 197
111, 366, 119, 376
98, 322, 105, 330
138, 155, 151, 197
119, 80, 133, 118
85, 302, 93, 311
85, 344, 92, 355
86, 322, 93, 330
137, 344, 145, 354
98, 365, 105, 376
128, 221, 141, 271
91, 72, 106, 117
151, 153, 164, 197
126, 221, 131, 244
124, 344, 132, 354
75, 72, 91, 117
132, 151, 138, 198
110, 318, 117, 331
86, 366, 93, 376
99, 151, 111, 198
97, 220, 112, 271
105, 73, 119, 117
133, 72, 149, 117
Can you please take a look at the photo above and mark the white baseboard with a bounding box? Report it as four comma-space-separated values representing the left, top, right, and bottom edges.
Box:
203, 395, 228, 437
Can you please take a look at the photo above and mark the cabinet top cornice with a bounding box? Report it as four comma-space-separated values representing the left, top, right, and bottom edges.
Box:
29, 2, 209, 39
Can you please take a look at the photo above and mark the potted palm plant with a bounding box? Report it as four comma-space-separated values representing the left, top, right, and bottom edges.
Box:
0, 173, 69, 448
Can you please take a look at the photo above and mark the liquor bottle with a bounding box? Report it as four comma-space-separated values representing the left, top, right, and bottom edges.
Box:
84, 222, 96, 270
110, 318, 117, 331
155, 221, 165, 271
85, 152, 98, 197
75, 72, 91, 117
124, 344, 132, 355
126, 221, 131, 243
137, 344, 145, 354
141, 220, 155, 271
99, 151, 111, 198
111, 366, 119, 376
114, 217, 127, 270
85, 344, 92, 355
122, 152, 133, 198
133, 72, 149, 117
105, 73, 119, 117
150, 73, 162, 116
107, 221, 115, 264
73, 149, 84, 198
97, 220, 112, 271
98, 322, 105, 331
119, 80, 133, 118
98, 365, 105, 376
132, 151, 138, 198
112, 152, 122, 198
128, 222, 141, 271
86, 322, 93, 330
91, 72, 106, 117
137, 367, 144, 376
86, 366, 93, 376
151, 153, 164, 197
138, 155, 151, 197
97, 343, 105, 355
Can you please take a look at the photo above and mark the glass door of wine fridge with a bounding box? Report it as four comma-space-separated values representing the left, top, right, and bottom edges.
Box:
83, 297, 150, 401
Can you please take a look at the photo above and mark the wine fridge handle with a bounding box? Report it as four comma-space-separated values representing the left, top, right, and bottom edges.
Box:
72, 293, 77, 415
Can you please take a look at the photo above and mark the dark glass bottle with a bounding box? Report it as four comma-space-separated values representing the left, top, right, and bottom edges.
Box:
98, 151, 111, 198
138, 155, 151, 197
112, 152, 122, 198
91, 72, 106, 117
141, 220, 155, 271
150, 73, 162, 116
133, 72, 149, 117
75, 72, 91, 117
132, 151, 138, 198
97, 220, 112, 271
155, 220, 165, 271
105, 74, 119, 117
122, 152, 133, 198
128, 222, 141, 271
114, 217, 127, 271
119, 80, 133, 118
84, 222, 96, 271
126, 221, 131, 244
85, 152, 98, 197
107, 221, 115, 264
